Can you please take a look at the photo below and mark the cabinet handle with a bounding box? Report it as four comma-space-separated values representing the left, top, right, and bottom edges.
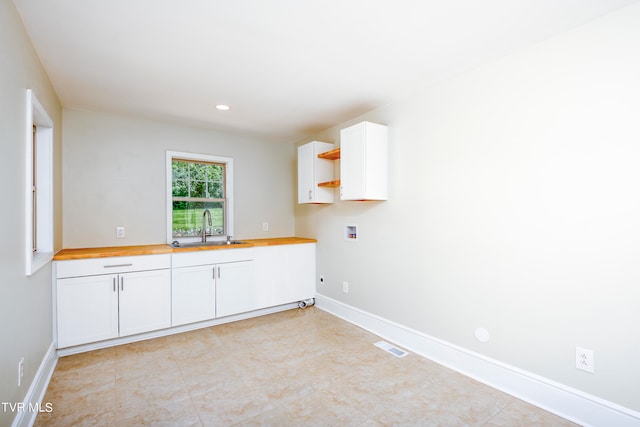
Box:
113, 277, 116, 292
213, 267, 215, 279
212, 266, 221, 279
120, 276, 124, 291
104, 263, 133, 268
308, 189, 312, 200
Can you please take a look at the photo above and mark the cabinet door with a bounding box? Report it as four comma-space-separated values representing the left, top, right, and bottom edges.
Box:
340, 122, 388, 200
274, 243, 315, 304
171, 265, 216, 326
298, 142, 315, 203
118, 269, 171, 337
298, 141, 334, 204
56, 275, 118, 348
253, 243, 315, 309
216, 261, 255, 317
253, 247, 281, 309
285, 243, 315, 302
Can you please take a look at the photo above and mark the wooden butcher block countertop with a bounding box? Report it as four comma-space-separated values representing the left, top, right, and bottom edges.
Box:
53, 237, 317, 260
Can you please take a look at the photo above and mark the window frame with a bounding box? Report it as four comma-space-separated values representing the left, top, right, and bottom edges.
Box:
166, 151, 234, 244
25, 89, 54, 276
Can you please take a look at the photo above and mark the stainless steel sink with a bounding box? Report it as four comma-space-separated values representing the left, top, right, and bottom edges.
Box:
170, 240, 247, 248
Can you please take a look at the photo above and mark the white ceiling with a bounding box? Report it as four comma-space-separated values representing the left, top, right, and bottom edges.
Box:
12, 0, 637, 142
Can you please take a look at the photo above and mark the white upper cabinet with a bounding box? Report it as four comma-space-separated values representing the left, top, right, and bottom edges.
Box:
340, 121, 388, 201
298, 141, 335, 204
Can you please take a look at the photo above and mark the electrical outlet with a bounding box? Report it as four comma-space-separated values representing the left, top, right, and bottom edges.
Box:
576, 347, 594, 373
116, 226, 125, 238
18, 357, 24, 386
342, 281, 349, 293
262, 222, 269, 232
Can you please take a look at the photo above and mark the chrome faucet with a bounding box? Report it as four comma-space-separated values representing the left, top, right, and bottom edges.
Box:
202, 209, 212, 242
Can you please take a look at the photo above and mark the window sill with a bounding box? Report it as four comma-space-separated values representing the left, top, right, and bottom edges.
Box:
27, 251, 53, 276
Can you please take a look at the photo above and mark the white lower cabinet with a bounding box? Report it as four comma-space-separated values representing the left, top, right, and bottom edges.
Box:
55, 242, 316, 349
55, 254, 171, 348
254, 243, 315, 308
118, 269, 172, 337
215, 261, 255, 317
56, 275, 118, 347
171, 264, 216, 326
171, 248, 255, 326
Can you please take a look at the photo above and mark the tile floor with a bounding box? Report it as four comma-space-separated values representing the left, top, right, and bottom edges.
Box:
35, 307, 578, 426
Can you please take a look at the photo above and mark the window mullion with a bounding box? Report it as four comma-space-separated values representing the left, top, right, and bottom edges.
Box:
173, 197, 225, 203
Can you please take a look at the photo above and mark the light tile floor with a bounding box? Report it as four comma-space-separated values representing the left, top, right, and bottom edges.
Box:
35, 307, 579, 426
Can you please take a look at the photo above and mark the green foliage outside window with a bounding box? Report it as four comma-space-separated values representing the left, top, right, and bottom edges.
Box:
172, 160, 225, 237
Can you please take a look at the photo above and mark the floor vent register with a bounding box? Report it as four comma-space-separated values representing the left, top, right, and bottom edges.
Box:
375, 341, 409, 358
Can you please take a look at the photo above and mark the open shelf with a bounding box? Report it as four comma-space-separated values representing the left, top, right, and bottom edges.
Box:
317, 148, 340, 160
316, 148, 340, 189
317, 180, 340, 188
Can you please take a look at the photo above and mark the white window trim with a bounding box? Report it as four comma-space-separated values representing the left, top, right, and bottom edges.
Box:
25, 89, 54, 276
166, 150, 234, 244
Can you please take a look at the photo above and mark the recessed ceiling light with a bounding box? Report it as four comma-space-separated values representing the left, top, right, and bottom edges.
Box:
216, 104, 230, 111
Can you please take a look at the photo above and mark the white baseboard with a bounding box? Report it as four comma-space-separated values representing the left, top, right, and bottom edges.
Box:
11, 342, 57, 427
315, 294, 640, 427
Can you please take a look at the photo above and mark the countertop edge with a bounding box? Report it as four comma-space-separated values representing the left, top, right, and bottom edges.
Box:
53, 237, 317, 260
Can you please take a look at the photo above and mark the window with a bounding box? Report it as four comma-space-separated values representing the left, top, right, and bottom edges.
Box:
166, 151, 233, 243
32, 124, 37, 252
26, 89, 54, 276
172, 159, 225, 236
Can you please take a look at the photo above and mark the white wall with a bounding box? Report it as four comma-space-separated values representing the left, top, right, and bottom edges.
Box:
0, 0, 62, 425
62, 109, 295, 248
296, 2, 640, 413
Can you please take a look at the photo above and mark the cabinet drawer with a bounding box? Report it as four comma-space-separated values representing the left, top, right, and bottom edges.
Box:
56, 254, 171, 278
172, 248, 254, 268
